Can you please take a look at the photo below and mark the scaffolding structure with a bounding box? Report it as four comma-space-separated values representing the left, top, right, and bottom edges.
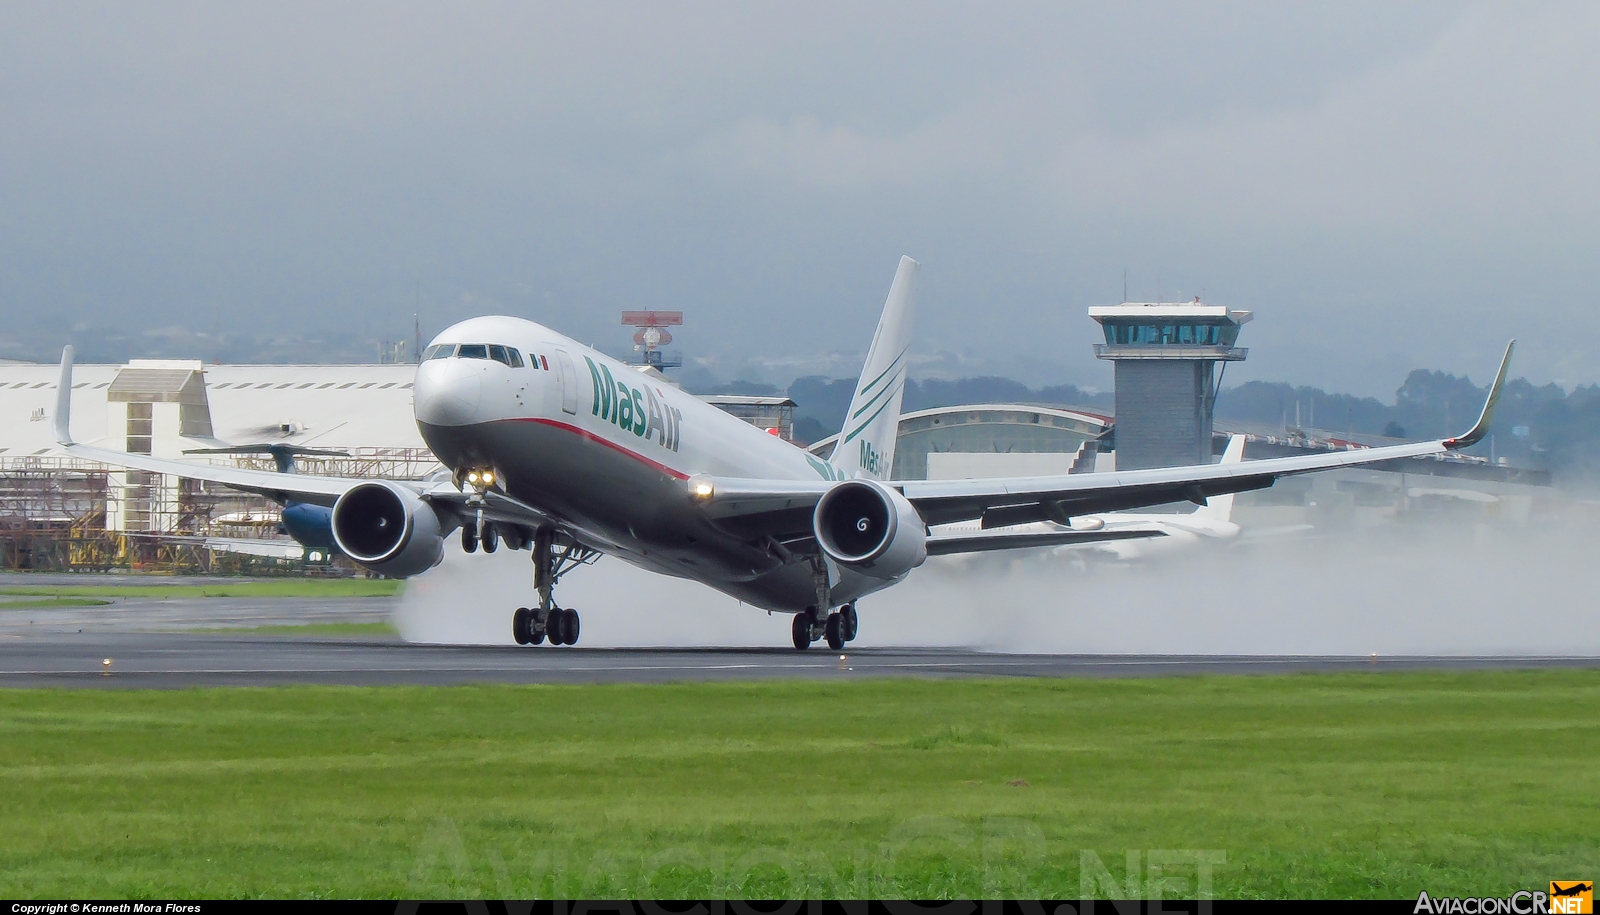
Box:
0, 449, 443, 573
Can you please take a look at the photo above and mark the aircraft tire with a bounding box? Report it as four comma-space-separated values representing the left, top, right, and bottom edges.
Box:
791, 612, 811, 650
482, 526, 499, 553
824, 613, 845, 650
566, 609, 580, 646
512, 608, 531, 645
547, 609, 567, 646
840, 604, 858, 642
461, 526, 478, 554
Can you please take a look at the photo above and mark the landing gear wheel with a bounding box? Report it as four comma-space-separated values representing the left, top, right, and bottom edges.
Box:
840, 603, 858, 642
482, 525, 499, 553
824, 612, 845, 650
564, 608, 580, 646
546, 609, 567, 646
461, 526, 479, 553
792, 612, 812, 650
512, 607, 531, 645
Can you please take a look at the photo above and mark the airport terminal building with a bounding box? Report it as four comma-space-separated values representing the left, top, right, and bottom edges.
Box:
0, 298, 1559, 571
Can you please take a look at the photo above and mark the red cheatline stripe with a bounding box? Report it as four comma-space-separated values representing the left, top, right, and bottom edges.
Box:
507, 417, 689, 480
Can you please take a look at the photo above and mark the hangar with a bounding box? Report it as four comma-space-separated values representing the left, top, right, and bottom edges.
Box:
0, 359, 433, 570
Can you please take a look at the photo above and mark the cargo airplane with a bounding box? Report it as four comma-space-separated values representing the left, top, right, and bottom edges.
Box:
52, 257, 1513, 650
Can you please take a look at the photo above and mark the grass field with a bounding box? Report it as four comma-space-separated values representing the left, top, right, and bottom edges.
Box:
1, 670, 1596, 899
0, 596, 113, 609
179, 621, 401, 637
0, 579, 401, 600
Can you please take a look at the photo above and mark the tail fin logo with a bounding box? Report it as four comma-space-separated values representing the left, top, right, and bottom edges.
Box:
858, 440, 887, 477
807, 455, 847, 482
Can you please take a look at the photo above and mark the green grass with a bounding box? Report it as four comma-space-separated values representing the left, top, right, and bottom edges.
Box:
0, 596, 113, 609
1, 671, 1596, 899
177, 621, 401, 637
0, 579, 401, 600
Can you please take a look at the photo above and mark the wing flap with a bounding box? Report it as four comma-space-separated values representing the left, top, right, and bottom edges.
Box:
926, 527, 1164, 556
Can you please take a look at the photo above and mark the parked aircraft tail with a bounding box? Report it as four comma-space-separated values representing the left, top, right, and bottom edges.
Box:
833, 255, 918, 480
1195, 434, 1247, 522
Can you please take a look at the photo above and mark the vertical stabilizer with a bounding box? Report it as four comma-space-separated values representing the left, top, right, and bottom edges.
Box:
834, 256, 919, 479
53, 346, 75, 445
1196, 434, 1246, 521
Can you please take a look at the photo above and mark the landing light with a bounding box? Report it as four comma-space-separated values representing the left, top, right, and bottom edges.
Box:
690, 478, 714, 501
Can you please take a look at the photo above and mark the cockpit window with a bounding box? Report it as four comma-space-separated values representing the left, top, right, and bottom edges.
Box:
507, 348, 525, 368
457, 344, 489, 360
424, 344, 454, 360
488, 344, 512, 366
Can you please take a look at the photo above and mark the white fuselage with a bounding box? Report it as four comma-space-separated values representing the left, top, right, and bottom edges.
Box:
411, 315, 887, 613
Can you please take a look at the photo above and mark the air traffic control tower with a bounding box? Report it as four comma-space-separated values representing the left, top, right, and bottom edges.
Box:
1090, 299, 1250, 470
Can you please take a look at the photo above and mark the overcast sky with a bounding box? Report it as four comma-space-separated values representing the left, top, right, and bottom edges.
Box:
2, 2, 1595, 396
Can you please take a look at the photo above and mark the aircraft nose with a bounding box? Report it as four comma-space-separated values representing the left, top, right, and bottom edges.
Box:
414, 359, 482, 426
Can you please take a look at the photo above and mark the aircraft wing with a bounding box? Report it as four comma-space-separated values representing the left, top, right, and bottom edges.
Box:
54, 439, 379, 507
699, 341, 1514, 534
51, 347, 575, 543
50, 347, 420, 508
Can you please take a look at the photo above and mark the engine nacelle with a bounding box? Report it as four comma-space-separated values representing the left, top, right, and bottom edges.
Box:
330, 481, 448, 578
812, 479, 927, 580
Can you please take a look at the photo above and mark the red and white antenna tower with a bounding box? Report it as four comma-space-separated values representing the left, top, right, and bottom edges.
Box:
621, 310, 684, 370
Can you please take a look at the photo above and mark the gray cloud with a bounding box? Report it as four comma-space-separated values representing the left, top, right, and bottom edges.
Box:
1, 2, 1591, 396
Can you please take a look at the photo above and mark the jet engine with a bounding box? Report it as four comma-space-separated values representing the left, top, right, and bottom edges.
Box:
812, 479, 927, 580
330, 481, 449, 578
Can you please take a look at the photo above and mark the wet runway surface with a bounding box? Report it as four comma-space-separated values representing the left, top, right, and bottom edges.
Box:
3, 629, 1598, 688
2, 588, 1597, 688
0, 596, 390, 633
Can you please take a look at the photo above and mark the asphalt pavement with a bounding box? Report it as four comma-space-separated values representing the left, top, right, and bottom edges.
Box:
2, 628, 1597, 688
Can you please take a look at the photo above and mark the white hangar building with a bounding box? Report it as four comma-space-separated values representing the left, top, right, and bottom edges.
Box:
0, 359, 433, 569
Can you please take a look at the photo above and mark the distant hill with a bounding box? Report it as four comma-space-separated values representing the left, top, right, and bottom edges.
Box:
695, 368, 1600, 475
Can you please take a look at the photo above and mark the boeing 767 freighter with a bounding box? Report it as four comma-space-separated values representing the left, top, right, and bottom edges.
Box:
52, 257, 1512, 649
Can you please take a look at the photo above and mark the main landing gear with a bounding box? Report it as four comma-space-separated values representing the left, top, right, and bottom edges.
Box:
507, 526, 598, 648
792, 602, 859, 651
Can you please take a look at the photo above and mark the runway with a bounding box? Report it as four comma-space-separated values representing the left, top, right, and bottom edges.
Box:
1, 587, 1597, 688
2, 629, 1598, 688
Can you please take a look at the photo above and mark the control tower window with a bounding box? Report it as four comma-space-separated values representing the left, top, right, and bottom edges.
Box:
1102, 322, 1240, 347
457, 344, 489, 360
424, 344, 455, 360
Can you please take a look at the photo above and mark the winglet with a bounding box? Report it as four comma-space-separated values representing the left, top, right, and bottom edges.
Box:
1443, 340, 1515, 450
52, 345, 74, 446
